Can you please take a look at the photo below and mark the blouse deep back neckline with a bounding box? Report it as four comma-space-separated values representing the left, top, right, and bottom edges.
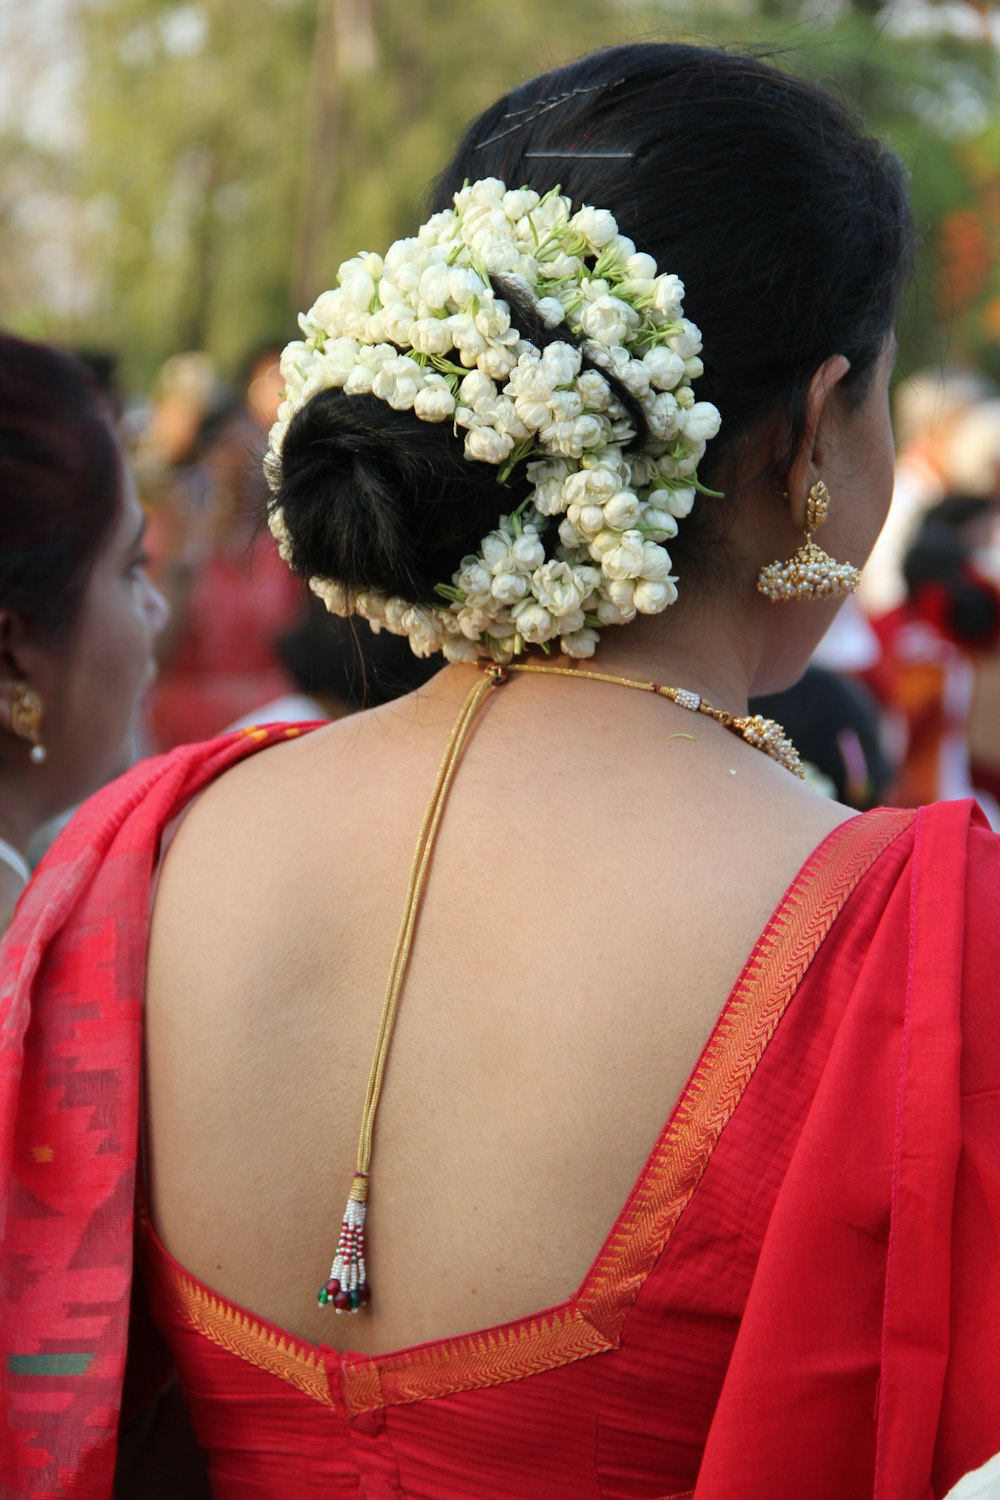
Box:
140, 804, 916, 1417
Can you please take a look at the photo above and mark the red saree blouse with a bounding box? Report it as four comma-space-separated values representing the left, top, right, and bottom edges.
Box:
1, 725, 998, 1497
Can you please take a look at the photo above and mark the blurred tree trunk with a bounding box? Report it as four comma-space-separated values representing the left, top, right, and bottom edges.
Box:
180, 144, 225, 350
293, 0, 378, 308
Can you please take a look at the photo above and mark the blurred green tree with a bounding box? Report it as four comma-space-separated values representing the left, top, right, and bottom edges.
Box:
36, 0, 1000, 389
641, 0, 1000, 380
79, 0, 316, 383
76, 0, 654, 386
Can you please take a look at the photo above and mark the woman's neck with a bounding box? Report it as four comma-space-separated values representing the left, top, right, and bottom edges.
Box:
0, 828, 30, 877
0, 841, 28, 934
0, 775, 48, 864
570, 602, 762, 714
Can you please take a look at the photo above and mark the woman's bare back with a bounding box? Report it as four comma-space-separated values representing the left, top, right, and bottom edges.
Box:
144, 667, 851, 1354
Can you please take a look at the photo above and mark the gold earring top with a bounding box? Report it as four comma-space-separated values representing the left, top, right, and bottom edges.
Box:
806, 479, 830, 532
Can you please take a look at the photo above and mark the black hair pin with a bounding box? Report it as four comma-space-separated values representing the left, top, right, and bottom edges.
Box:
473, 81, 624, 149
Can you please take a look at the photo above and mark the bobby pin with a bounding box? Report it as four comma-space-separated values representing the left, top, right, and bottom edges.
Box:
524, 151, 635, 160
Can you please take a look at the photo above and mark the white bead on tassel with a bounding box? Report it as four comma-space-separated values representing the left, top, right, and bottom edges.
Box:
317, 1173, 370, 1313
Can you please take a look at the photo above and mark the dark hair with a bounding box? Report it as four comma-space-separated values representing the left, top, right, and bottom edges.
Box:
903, 494, 1000, 648
276, 595, 439, 709
276, 43, 914, 605
750, 665, 892, 810
0, 332, 122, 636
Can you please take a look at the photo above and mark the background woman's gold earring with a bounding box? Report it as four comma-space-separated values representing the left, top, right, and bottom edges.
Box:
756, 479, 861, 601
10, 684, 48, 764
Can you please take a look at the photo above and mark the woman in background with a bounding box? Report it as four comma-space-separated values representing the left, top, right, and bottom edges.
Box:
142, 346, 305, 751
229, 595, 440, 726
867, 493, 1000, 821
0, 333, 168, 932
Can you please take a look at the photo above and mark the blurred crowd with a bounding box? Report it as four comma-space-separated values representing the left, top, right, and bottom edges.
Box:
739, 363, 1000, 822
122, 346, 1000, 823
119, 344, 438, 749
6, 336, 1000, 912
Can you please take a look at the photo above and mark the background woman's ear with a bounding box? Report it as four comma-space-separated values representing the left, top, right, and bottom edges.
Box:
783, 355, 851, 528
0, 613, 19, 734
0, 611, 43, 738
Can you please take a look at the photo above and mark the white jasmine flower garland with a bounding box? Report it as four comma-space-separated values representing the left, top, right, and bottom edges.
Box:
265, 179, 721, 663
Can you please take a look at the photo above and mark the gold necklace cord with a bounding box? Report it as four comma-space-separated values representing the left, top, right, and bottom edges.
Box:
506, 661, 735, 725
505, 661, 802, 774
355, 668, 501, 1177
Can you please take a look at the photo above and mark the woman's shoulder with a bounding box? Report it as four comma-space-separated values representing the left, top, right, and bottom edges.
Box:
142, 716, 355, 997
910, 795, 1000, 877
855, 796, 1000, 874
57, 725, 320, 863
882, 797, 999, 950
963, 805, 1000, 913
896, 798, 1000, 1094
4, 726, 322, 953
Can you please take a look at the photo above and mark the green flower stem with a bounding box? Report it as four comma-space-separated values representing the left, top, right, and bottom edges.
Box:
497, 440, 535, 485
592, 249, 626, 280
693, 477, 725, 499
428, 356, 470, 378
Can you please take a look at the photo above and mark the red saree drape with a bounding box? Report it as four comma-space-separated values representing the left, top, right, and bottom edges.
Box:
1, 726, 998, 1497
0, 727, 306, 1497
693, 799, 1000, 1499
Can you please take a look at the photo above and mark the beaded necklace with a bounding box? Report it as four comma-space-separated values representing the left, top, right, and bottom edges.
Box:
317, 662, 802, 1314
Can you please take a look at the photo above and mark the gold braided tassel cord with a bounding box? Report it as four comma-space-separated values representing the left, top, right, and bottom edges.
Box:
318, 667, 504, 1313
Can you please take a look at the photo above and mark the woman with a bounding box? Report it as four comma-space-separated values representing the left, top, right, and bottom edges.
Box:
2, 46, 997, 1499
141, 346, 305, 752
867, 494, 1000, 819
0, 333, 168, 932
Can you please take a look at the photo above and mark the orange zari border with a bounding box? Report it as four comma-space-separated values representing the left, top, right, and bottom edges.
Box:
149, 808, 915, 1415
160, 1266, 337, 1408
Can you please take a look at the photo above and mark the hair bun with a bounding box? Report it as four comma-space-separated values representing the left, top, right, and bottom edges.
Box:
274, 387, 529, 604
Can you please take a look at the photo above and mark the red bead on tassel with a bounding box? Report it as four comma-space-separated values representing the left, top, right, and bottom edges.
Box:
317, 1173, 370, 1312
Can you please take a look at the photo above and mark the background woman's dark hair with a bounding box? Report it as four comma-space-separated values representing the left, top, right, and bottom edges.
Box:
0, 332, 121, 636
751, 665, 892, 810
903, 495, 1000, 649
276, 594, 439, 710
276, 42, 915, 606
